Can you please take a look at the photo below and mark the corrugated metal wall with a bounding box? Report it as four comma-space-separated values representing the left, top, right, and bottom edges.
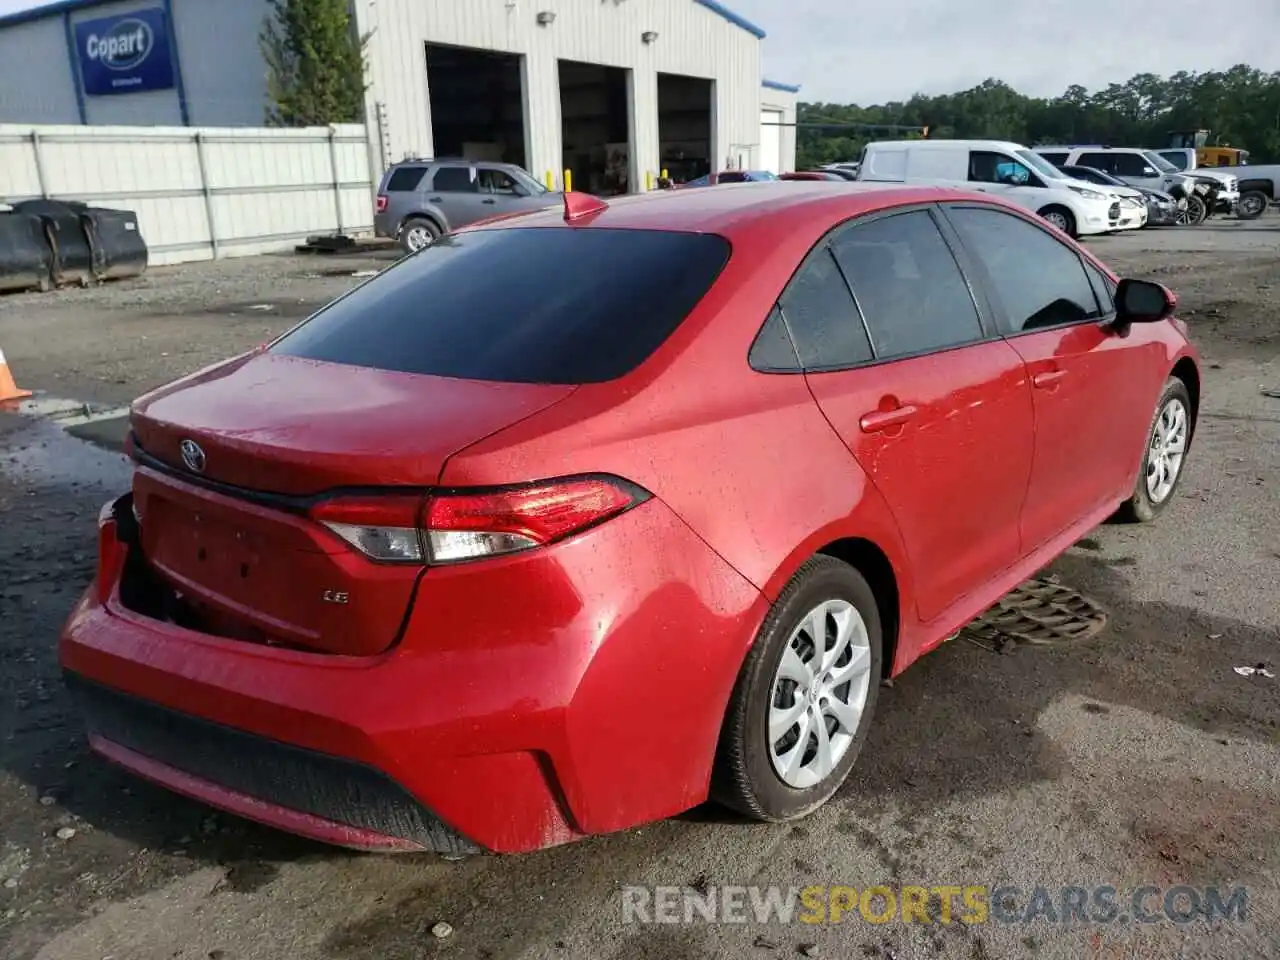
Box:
0, 123, 372, 265
352, 0, 763, 190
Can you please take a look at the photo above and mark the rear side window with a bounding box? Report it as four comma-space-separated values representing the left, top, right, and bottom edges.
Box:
1039, 151, 1069, 168
386, 167, 426, 192
946, 206, 1103, 333
776, 248, 873, 369
270, 228, 731, 384
831, 210, 984, 360
431, 166, 475, 192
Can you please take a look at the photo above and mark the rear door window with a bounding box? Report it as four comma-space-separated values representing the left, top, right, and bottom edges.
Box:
830, 210, 985, 360
431, 166, 476, 192
385, 167, 427, 192
1039, 151, 1069, 168
270, 228, 731, 384
1076, 152, 1115, 174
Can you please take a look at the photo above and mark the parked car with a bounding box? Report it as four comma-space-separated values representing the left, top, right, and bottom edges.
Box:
820, 168, 860, 181
60, 183, 1200, 856
1035, 146, 1234, 221
681, 170, 779, 187
374, 159, 560, 254
1163, 160, 1280, 220
823, 162, 861, 178
780, 171, 845, 181
856, 139, 1133, 237
1061, 165, 1184, 226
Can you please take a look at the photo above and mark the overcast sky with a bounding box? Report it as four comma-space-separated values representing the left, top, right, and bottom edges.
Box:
2, 0, 1277, 104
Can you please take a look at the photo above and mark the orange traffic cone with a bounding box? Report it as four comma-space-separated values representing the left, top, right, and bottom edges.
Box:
0, 346, 31, 402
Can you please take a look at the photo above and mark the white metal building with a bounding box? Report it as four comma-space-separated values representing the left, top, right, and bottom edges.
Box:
0, 0, 799, 191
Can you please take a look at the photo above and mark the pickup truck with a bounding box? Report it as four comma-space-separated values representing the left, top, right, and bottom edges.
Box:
1157, 149, 1278, 219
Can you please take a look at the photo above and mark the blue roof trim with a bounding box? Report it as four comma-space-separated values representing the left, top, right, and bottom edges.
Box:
692, 0, 766, 39
0, 0, 120, 29
762, 79, 801, 93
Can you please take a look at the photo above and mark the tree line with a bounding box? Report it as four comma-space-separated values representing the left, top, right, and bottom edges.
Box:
796, 66, 1280, 168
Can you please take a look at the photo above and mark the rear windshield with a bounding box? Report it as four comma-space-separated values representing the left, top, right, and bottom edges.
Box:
270, 227, 732, 384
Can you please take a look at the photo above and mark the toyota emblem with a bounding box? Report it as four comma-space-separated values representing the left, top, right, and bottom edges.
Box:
179, 439, 206, 474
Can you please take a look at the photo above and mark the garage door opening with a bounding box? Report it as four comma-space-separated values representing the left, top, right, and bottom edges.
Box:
425, 43, 526, 168
559, 60, 632, 195
658, 74, 712, 185
760, 109, 783, 175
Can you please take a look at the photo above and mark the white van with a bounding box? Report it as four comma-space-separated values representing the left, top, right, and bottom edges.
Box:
856, 139, 1136, 238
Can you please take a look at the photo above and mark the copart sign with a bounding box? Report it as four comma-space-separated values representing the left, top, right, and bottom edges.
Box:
74, 7, 175, 96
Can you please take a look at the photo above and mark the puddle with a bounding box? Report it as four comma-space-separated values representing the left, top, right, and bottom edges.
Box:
0, 417, 131, 492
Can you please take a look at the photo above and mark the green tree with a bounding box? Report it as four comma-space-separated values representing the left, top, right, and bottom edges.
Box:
795, 67, 1280, 169
261, 0, 369, 126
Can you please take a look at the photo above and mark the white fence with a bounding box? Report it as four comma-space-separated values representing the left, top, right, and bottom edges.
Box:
0, 123, 375, 266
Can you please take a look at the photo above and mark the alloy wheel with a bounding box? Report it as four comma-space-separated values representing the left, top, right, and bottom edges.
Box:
768, 598, 873, 789
1044, 212, 1070, 233
1146, 397, 1188, 504
405, 225, 434, 252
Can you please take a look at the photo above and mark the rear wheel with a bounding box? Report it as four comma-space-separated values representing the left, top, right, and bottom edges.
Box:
1115, 377, 1192, 523
399, 216, 440, 254
1038, 206, 1076, 238
1237, 190, 1268, 220
713, 556, 883, 821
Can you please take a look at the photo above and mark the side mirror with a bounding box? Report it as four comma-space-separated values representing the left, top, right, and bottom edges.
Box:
1115, 278, 1176, 328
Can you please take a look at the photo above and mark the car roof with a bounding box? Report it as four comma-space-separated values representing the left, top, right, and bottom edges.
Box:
866, 139, 1028, 152
468, 181, 1007, 239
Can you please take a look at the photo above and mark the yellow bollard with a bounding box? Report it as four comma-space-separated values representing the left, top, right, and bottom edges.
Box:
544, 170, 554, 189
646, 170, 654, 191
661, 168, 668, 180
564, 169, 573, 193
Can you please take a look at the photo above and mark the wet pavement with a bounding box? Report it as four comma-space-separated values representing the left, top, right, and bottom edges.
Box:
1, 225, 1279, 960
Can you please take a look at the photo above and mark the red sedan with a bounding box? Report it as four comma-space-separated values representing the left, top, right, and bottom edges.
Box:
60, 183, 1200, 855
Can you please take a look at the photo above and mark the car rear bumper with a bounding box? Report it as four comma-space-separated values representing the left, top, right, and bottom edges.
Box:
373, 212, 396, 239
60, 494, 766, 854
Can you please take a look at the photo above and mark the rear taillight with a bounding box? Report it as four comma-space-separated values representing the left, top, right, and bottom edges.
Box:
309, 476, 648, 565
375, 195, 388, 213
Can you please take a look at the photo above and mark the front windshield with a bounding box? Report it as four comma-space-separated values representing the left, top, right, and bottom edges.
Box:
1016, 150, 1068, 180
516, 171, 549, 194
1144, 151, 1178, 173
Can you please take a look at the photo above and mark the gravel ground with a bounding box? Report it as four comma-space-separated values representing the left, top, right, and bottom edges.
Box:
0, 218, 1278, 960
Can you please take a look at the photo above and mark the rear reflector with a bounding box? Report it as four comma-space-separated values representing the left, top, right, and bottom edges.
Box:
308, 476, 648, 565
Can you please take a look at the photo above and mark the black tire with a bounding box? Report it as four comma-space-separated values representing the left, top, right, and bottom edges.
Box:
1114, 376, 1193, 524
398, 216, 440, 255
712, 555, 884, 822
1038, 206, 1077, 238
1237, 190, 1268, 221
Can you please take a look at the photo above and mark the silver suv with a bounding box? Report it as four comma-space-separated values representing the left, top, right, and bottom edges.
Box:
374, 159, 561, 254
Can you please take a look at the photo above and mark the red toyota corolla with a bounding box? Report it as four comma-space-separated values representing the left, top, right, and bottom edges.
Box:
60, 183, 1200, 855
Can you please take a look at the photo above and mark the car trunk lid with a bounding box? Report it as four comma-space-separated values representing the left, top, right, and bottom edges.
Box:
128, 352, 575, 655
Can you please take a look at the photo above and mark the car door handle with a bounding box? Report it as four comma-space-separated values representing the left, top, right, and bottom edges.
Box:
859, 405, 918, 433
1032, 370, 1066, 388
428, 196, 442, 203
482, 198, 497, 204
